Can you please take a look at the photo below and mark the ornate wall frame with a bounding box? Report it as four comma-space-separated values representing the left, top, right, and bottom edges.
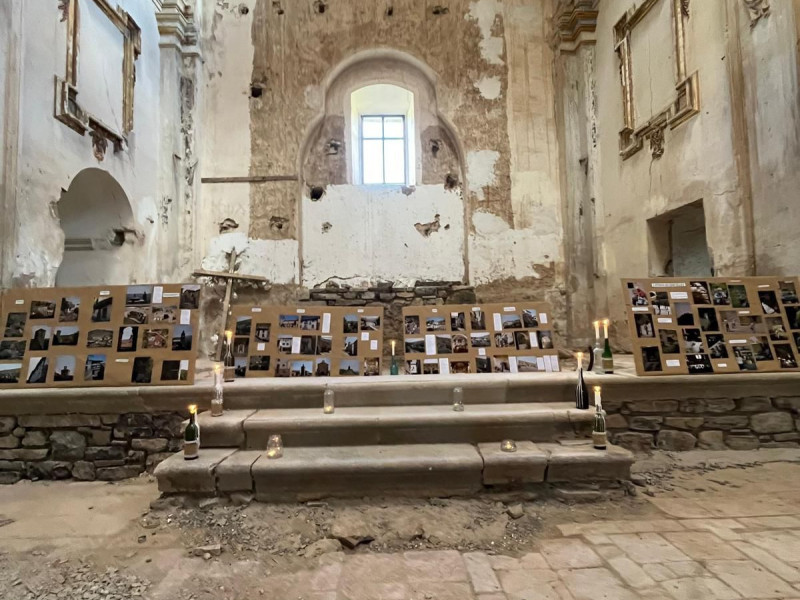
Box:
614, 0, 700, 159
54, 0, 141, 159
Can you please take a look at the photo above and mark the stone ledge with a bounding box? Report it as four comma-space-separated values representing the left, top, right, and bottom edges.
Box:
216, 450, 261, 492
154, 448, 236, 494
478, 441, 547, 485
539, 442, 633, 482
195, 409, 256, 448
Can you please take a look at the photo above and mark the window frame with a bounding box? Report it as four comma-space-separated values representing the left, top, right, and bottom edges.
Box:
359, 114, 408, 185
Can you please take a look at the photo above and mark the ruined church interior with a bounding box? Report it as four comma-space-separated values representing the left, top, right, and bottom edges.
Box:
1, 1, 800, 598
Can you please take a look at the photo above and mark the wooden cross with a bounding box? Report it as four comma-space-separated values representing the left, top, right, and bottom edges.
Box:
193, 248, 268, 360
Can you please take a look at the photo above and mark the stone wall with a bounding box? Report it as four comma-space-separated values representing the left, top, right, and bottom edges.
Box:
0, 412, 185, 485
606, 397, 800, 453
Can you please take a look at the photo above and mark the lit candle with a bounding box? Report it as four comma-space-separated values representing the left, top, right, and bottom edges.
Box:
593, 385, 602, 410
593, 320, 600, 340
500, 439, 517, 453
323, 388, 335, 414
188, 404, 197, 415
213, 363, 222, 375
602, 319, 609, 339
267, 434, 283, 459
576, 351, 583, 367
225, 329, 233, 344
391, 340, 396, 356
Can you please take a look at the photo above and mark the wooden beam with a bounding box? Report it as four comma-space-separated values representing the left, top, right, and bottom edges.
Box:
192, 269, 268, 283
200, 175, 298, 184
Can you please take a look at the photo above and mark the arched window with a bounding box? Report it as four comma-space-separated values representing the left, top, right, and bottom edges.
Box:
350, 84, 416, 186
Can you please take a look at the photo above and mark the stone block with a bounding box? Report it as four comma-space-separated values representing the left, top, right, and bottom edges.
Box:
703, 416, 749, 430
72, 461, 96, 481
19, 415, 101, 428
477, 441, 547, 485
612, 432, 654, 453
725, 435, 760, 450
85, 446, 126, 462
738, 397, 773, 412
153, 414, 185, 437
12, 427, 25, 438
197, 410, 254, 447
540, 443, 634, 482
697, 431, 726, 450
100, 414, 120, 426
626, 400, 678, 414
750, 412, 795, 434
154, 449, 236, 493
146, 452, 174, 469
449, 289, 477, 304
0, 435, 20, 449
131, 438, 169, 453
0, 448, 48, 461
0, 472, 21, 484
126, 450, 146, 464
773, 397, 800, 411
217, 451, 261, 492
0, 417, 16, 434
657, 430, 697, 451
605, 414, 628, 429
663, 417, 704, 430
28, 461, 71, 480
80, 428, 112, 446
761, 441, 800, 448
94, 459, 125, 467
681, 399, 735, 414
415, 286, 438, 296
774, 432, 800, 442
629, 417, 663, 432
0, 460, 24, 471
50, 431, 86, 460
21, 431, 48, 447
97, 465, 145, 481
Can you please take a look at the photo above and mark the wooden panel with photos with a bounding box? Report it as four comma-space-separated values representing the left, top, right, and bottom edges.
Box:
622, 277, 800, 376
226, 305, 384, 378
0, 284, 201, 388
401, 303, 560, 375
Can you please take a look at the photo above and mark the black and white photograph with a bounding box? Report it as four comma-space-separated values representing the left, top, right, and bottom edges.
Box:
405, 338, 425, 353
471, 332, 491, 348
53, 326, 79, 346
255, 323, 270, 342
675, 303, 695, 326
539, 331, 554, 350
364, 358, 380, 376
476, 357, 492, 373
131, 357, 154, 384
451, 361, 470, 374
698, 308, 720, 332
172, 325, 193, 351
758, 291, 780, 315
404, 315, 420, 335
749, 336, 773, 361
0, 363, 21, 384
422, 362, 440, 375
343, 336, 358, 356
452, 334, 468, 353
4, 312, 26, 337
775, 344, 798, 369
780, 281, 798, 305
29, 326, 51, 351
233, 336, 249, 357
683, 329, 704, 354
343, 315, 358, 333
435, 335, 452, 354
450, 312, 466, 331
493, 356, 511, 373
659, 329, 680, 354
161, 360, 181, 381
706, 334, 729, 359
281, 314, 300, 329
690, 281, 711, 304
787, 306, 800, 330
118, 326, 138, 352
179, 285, 200, 310
514, 330, 532, 350
236, 316, 252, 336
274, 359, 290, 378
649, 292, 671, 315
26, 357, 49, 384
87, 329, 113, 348
729, 284, 750, 308
522, 309, 539, 327
290, 360, 314, 377
406, 360, 421, 375
30, 300, 56, 319
641, 346, 662, 372
517, 357, 538, 373
317, 336, 332, 354
126, 286, 153, 305
91, 297, 113, 322
59, 297, 80, 321
123, 306, 150, 325
501, 314, 522, 330
84, 354, 106, 381
143, 328, 169, 349
734, 345, 758, 371
494, 332, 514, 348
426, 316, 446, 331
361, 316, 380, 331
234, 357, 248, 378
0, 339, 26, 360
686, 353, 713, 374
634, 313, 655, 337
300, 335, 317, 355
766, 317, 789, 341
152, 305, 178, 323
315, 358, 331, 376
277, 336, 293, 354
301, 315, 320, 331
470, 310, 486, 330
339, 360, 359, 376
794, 332, 800, 349
721, 311, 743, 333
249, 355, 271, 372
710, 283, 730, 306
627, 282, 648, 306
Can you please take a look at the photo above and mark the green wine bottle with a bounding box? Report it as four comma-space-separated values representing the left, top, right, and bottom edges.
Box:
602, 337, 614, 374
184, 408, 199, 460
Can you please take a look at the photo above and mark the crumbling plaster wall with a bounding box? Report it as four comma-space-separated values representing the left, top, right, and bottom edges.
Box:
4, 0, 166, 288
198, 0, 565, 329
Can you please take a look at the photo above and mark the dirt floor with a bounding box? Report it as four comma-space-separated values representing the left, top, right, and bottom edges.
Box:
1, 449, 799, 600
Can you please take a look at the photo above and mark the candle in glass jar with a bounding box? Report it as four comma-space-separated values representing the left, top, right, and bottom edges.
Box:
391, 339, 396, 356
593, 385, 602, 409
593, 320, 600, 340
602, 318, 609, 338
500, 439, 517, 453
576, 351, 583, 368
267, 434, 283, 459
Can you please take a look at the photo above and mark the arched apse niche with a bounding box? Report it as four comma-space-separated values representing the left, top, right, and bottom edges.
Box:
298, 50, 468, 288
55, 168, 139, 286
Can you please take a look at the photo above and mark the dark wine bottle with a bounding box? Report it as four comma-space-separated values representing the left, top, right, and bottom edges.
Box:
184, 409, 199, 460
602, 337, 614, 374
223, 330, 235, 382
575, 362, 590, 410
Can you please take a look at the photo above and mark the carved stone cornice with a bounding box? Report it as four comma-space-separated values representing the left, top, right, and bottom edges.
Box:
155, 0, 198, 50
743, 0, 770, 28
549, 0, 599, 54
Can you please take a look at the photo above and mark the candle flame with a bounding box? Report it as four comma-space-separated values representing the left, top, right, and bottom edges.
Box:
576, 351, 583, 361
188, 404, 197, 414
602, 318, 610, 326
593, 320, 599, 327
213, 363, 222, 374
593, 386, 601, 393
225, 330, 233, 342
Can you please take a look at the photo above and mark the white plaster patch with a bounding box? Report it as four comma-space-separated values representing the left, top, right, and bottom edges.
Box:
202, 232, 299, 283
467, 0, 505, 65
466, 150, 500, 201
475, 76, 502, 100
304, 84, 322, 111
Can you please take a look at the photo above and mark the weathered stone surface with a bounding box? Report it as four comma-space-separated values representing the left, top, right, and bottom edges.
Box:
155, 449, 236, 494
629, 417, 663, 432
94, 459, 126, 467
49, 431, 86, 460
0, 417, 16, 434
478, 441, 547, 485
761, 441, 800, 448
146, 452, 174, 469
703, 416, 749, 430
0, 460, 24, 471
750, 412, 795, 434
0, 435, 20, 449
21, 431, 48, 447
657, 430, 697, 451
726, 435, 760, 450
738, 397, 773, 412
626, 400, 678, 414
118, 414, 154, 437
96, 465, 144, 481
303, 538, 342, 558
773, 397, 800, 411
663, 417, 704, 430
85, 446, 126, 461
613, 432, 654, 453
100, 414, 120, 426
28, 461, 71, 480
0, 472, 21, 484
12, 427, 25, 438
698, 430, 726, 450
449, 289, 477, 304
542, 443, 634, 482
681, 399, 736, 414
605, 414, 628, 429
126, 450, 146, 464
80, 428, 112, 446
0, 449, 48, 461
19, 415, 101, 428
72, 461, 97, 481
153, 414, 185, 437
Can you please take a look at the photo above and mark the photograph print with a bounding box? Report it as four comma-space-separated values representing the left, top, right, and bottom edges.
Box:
514, 330, 532, 350
26, 356, 49, 384
314, 358, 331, 376
290, 360, 314, 378
471, 332, 491, 348
682, 329, 704, 354
29, 326, 51, 351
160, 360, 181, 381
774, 344, 798, 369
405, 338, 425, 354
172, 325, 193, 351
686, 353, 714, 374
316, 336, 332, 354
360, 316, 380, 331
452, 334, 468, 354
152, 305, 178, 324
131, 357, 154, 384
52, 326, 79, 346
233, 336, 249, 357
236, 316, 252, 336
364, 358, 380, 376
539, 331, 554, 350
339, 360, 360, 376
733, 345, 758, 371
426, 316, 446, 332
126, 286, 153, 305
697, 308, 719, 332
91, 297, 113, 322
87, 329, 113, 348
123, 306, 150, 325
766, 317, 789, 341
179, 285, 201, 310
690, 281, 712, 305
649, 292, 671, 315
118, 326, 138, 352
641, 346, 662, 372
0, 340, 26, 360
249, 355, 271, 372
281, 314, 300, 329
634, 313, 655, 338
706, 334, 729, 359
450, 312, 466, 331
300, 335, 317, 355
0, 363, 21, 385
342, 314, 358, 333
475, 357, 492, 373
516, 357, 538, 373
470, 309, 486, 331
494, 332, 514, 349
749, 336, 773, 362
404, 315, 420, 335
301, 315, 320, 331
627, 282, 648, 306
343, 336, 358, 357
255, 323, 271, 342
84, 354, 106, 381
784, 306, 800, 330
4, 312, 26, 337
59, 297, 80, 322
659, 329, 680, 354
675, 303, 694, 326
143, 328, 169, 349
780, 281, 799, 305
729, 284, 749, 308
435, 335, 452, 354
758, 291, 780, 315
501, 314, 522, 330
29, 300, 56, 320
710, 283, 730, 306
522, 309, 539, 327
405, 360, 421, 375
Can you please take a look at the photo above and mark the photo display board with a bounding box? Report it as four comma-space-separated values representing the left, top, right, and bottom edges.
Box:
622, 277, 800, 376
0, 284, 201, 388
227, 305, 384, 378
401, 303, 560, 375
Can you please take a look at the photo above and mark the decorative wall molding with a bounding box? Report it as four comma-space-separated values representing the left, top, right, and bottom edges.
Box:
54, 0, 141, 159
155, 0, 198, 51
614, 0, 700, 159
743, 0, 770, 28
549, 0, 599, 54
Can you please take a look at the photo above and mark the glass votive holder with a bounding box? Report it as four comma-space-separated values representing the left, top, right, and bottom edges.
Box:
501, 439, 517, 453
323, 388, 335, 414
452, 386, 465, 412
266, 434, 283, 459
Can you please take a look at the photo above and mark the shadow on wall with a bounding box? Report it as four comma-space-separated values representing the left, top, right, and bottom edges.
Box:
55, 168, 140, 286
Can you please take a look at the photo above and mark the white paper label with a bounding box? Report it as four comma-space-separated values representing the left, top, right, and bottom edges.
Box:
493, 313, 502, 331
357, 309, 365, 313
163, 292, 180, 298
530, 332, 539, 348
657, 318, 673, 324
251, 307, 262, 313
666, 359, 681, 368
115, 359, 129, 363
291, 337, 301, 354
425, 335, 436, 356
718, 363, 728, 368
322, 313, 331, 334
478, 348, 486, 356
536, 357, 546, 370
551, 356, 561, 372
652, 282, 686, 288
296, 308, 306, 314
152, 286, 163, 304
180, 359, 189, 370
738, 310, 750, 315
730, 339, 748, 345
99, 290, 111, 296
632, 307, 649, 313
451, 312, 459, 317
15, 299, 23, 305
758, 284, 770, 288
544, 355, 553, 373
472, 307, 481, 312
423, 359, 438, 364
370, 340, 378, 351
509, 356, 519, 374
180, 309, 191, 325
438, 358, 450, 375
503, 306, 516, 312
361, 332, 369, 341
432, 309, 438, 313
540, 313, 548, 324
257, 343, 265, 351
670, 291, 689, 300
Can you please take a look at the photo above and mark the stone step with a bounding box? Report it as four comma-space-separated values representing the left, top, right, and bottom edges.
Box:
154, 441, 633, 501
193, 404, 594, 449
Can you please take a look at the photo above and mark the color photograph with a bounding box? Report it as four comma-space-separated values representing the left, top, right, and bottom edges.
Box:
0, 363, 21, 384
123, 306, 150, 325
339, 360, 360, 376
426, 316, 446, 331
470, 310, 486, 331
516, 357, 538, 373
649, 291, 671, 315
364, 358, 380, 376
343, 336, 358, 357
450, 312, 466, 331
143, 328, 169, 349
301, 315, 320, 331
172, 325, 193, 351
405, 338, 425, 353
84, 355, 106, 381
780, 281, 798, 304
470, 332, 491, 348
280, 314, 300, 329
501, 314, 522, 329
435, 335, 452, 354
255, 323, 271, 342
291, 360, 314, 377
316, 336, 332, 354
361, 316, 380, 331
522, 309, 539, 327
91, 297, 113, 322
26, 357, 49, 384
118, 326, 138, 352
315, 358, 331, 376
52, 326, 79, 346
627, 282, 648, 306
152, 305, 178, 323
710, 283, 730, 306
29, 326, 51, 351
690, 281, 711, 304
452, 334, 468, 353
160, 360, 181, 381
343, 315, 358, 333
236, 316, 252, 335
729, 284, 750, 308
404, 315, 420, 335
179, 285, 201, 310
126, 286, 153, 305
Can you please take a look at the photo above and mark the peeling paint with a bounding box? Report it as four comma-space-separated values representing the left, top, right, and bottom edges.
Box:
467, 0, 504, 65
475, 76, 502, 100
202, 231, 299, 282
414, 214, 441, 237
466, 150, 500, 201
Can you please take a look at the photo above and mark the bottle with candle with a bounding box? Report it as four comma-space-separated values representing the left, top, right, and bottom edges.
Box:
184, 404, 200, 460
323, 387, 335, 414
592, 386, 607, 450
223, 330, 235, 382
452, 386, 465, 412
575, 351, 589, 410
211, 363, 224, 416
602, 318, 614, 374
592, 320, 604, 375
390, 339, 399, 375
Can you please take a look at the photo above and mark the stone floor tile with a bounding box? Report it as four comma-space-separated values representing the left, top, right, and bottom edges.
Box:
607, 555, 657, 589
736, 516, 800, 529
660, 577, 741, 600
637, 590, 674, 600
336, 581, 408, 600
339, 554, 406, 587
409, 581, 474, 600
679, 519, 744, 531
519, 552, 550, 570
643, 563, 676, 582
403, 549, 468, 582
505, 583, 562, 600
583, 534, 613, 545
310, 561, 343, 591
558, 567, 640, 600
662, 531, 746, 560
747, 530, 800, 557
732, 541, 800, 583
489, 555, 522, 571
539, 539, 603, 569
695, 495, 799, 519
558, 519, 684, 537
477, 595, 507, 600
464, 552, 503, 594
608, 533, 690, 564
665, 561, 712, 578
499, 569, 558, 595
706, 560, 796, 598
594, 545, 624, 559
550, 581, 576, 600
648, 498, 714, 519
